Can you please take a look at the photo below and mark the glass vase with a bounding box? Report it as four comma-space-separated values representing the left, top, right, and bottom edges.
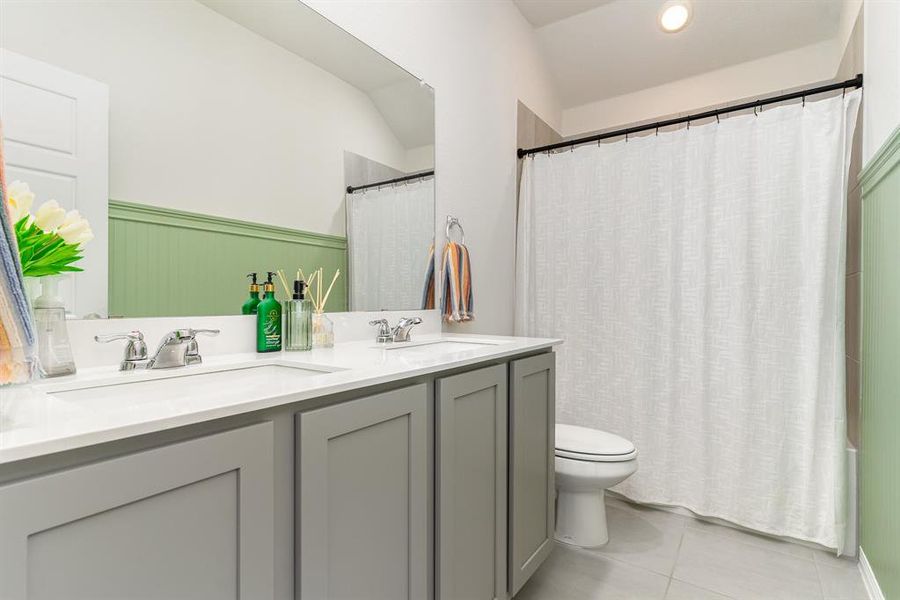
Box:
312, 312, 334, 349
33, 275, 76, 377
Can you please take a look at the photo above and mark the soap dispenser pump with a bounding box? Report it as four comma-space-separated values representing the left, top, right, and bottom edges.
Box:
256, 271, 282, 352
284, 279, 312, 351
242, 272, 261, 315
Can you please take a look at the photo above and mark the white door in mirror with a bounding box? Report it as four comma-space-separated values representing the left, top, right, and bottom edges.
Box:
0, 48, 109, 317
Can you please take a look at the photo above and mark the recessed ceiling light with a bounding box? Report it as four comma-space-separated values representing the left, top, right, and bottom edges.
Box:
659, 1, 691, 33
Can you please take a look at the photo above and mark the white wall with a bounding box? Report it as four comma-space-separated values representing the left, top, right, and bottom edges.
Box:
406, 145, 435, 173
305, 0, 562, 335
561, 40, 845, 137
559, 0, 866, 138
0, 0, 414, 236
863, 0, 900, 163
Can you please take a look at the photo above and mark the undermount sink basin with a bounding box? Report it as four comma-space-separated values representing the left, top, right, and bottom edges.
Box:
47, 364, 336, 408
378, 339, 503, 354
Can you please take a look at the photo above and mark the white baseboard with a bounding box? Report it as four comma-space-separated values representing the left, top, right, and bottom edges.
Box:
859, 547, 885, 600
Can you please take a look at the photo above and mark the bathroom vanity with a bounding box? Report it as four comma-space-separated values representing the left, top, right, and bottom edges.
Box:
0, 334, 559, 600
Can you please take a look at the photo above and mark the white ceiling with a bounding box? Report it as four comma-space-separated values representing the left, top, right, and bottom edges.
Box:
198, 0, 433, 149
517, 0, 845, 109
513, 0, 617, 27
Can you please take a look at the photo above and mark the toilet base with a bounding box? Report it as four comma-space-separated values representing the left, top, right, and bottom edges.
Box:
555, 488, 609, 548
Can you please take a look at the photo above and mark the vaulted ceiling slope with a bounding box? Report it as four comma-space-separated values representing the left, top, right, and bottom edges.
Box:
514, 0, 846, 109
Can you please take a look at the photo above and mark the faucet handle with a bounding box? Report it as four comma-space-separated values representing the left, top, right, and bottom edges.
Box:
184, 329, 218, 366
95, 331, 148, 364
95, 331, 144, 344
369, 319, 392, 343
189, 328, 220, 337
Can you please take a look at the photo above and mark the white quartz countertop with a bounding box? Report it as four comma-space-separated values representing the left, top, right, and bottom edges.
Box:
0, 334, 560, 465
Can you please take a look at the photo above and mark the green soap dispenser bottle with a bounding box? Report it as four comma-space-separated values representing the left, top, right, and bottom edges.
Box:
256, 271, 282, 352
242, 273, 261, 315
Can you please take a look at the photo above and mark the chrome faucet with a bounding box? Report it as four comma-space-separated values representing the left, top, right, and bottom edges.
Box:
96, 328, 220, 371
369, 317, 423, 343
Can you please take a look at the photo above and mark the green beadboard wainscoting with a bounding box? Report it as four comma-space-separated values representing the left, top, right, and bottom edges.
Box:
108, 200, 348, 317
860, 126, 900, 599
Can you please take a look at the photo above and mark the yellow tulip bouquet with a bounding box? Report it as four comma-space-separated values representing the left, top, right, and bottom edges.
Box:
7, 181, 94, 277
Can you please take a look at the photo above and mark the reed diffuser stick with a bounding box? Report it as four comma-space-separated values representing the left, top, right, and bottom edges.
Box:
320, 269, 341, 310
317, 268, 323, 313
276, 269, 291, 298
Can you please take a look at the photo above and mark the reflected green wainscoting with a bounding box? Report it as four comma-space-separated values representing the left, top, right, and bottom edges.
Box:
108, 200, 347, 317
860, 127, 900, 600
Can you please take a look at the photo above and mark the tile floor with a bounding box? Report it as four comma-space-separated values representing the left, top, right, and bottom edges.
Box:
515, 498, 868, 600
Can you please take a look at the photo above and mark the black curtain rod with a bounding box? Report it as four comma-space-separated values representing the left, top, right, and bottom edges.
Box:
517, 74, 863, 158
346, 170, 434, 194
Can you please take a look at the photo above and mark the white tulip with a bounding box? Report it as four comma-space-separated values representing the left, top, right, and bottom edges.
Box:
57, 211, 94, 246
33, 200, 67, 232
6, 181, 35, 223
60, 209, 84, 229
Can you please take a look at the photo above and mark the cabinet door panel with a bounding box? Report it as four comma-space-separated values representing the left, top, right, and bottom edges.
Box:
437, 364, 507, 600
0, 422, 275, 600
509, 353, 556, 596
297, 384, 429, 600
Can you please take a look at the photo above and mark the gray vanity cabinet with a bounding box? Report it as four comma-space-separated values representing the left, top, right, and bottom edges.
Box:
0, 422, 275, 600
436, 364, 508, 600
296, 383, 430, 600
508, 353, 556, 596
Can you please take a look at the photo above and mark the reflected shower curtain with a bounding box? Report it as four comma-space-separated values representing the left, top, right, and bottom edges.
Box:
347, 178, 434, 311
516, 91, 860, 549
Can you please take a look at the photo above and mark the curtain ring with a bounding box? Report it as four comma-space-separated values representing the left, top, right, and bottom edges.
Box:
687, 120, 691, 130
715, 113, 720, 124
843, 87, 847, 98
802, 96, 806, 107
655, 124, 659, 136
625, 131, 629, 142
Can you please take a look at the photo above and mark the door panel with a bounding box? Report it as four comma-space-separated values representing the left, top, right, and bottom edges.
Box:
509, 353, 556, 596
297, 384, 429, 600
437, 364, 507, 600
0, 422, 275, 599
0, 48, 109, 316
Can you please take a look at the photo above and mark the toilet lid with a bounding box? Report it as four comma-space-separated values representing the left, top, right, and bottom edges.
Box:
555, 424, 636, 462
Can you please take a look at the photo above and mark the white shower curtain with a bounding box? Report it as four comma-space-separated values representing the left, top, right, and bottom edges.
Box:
516, 91, 860, 549
347, 177, 434, 311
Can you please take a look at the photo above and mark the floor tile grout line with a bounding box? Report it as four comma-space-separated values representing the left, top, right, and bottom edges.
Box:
669, 577, 738, 599
812, 557, 828, 600
662, 574, 673, 599
669, 525, 687, 577
684, 520, 822, 564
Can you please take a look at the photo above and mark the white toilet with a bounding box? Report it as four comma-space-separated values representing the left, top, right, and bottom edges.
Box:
554, 423, 638, 548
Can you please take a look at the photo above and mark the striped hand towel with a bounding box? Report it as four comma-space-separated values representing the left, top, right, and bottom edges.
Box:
439, 241, 474, 323
421, 242, 435, 310
0, 122, 37, 384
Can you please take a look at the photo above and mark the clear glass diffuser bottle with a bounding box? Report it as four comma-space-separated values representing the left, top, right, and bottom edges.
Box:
312, 312, 334, 348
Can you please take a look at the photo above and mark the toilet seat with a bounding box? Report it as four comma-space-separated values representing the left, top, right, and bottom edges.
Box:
555, 423, 637, 462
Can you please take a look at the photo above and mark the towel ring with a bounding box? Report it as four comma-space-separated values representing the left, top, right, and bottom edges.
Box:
446, 216, 465, 244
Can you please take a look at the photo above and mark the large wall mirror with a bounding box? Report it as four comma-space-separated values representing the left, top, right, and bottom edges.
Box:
0, 0, 435, 318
